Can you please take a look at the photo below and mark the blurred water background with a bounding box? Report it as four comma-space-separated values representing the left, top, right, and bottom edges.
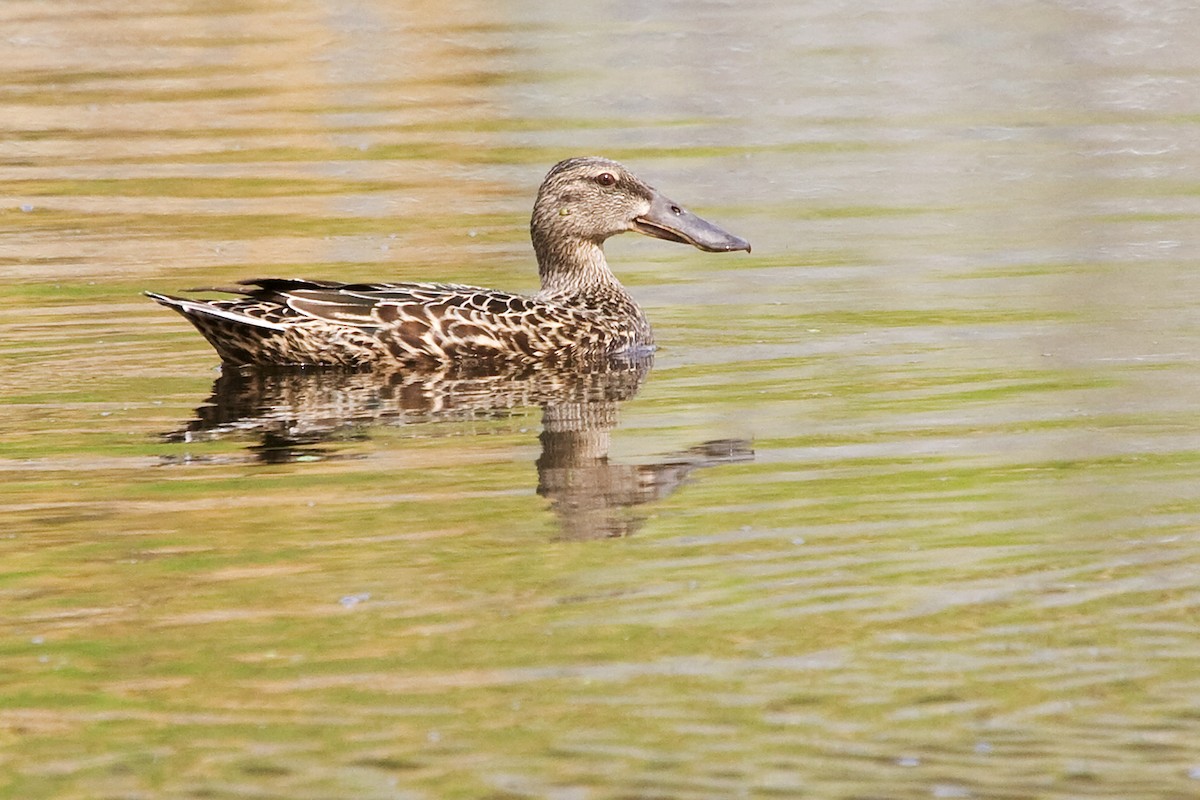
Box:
3, 1, 1200, 797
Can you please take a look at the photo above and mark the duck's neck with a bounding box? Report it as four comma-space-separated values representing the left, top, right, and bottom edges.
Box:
533, 234, 627, 302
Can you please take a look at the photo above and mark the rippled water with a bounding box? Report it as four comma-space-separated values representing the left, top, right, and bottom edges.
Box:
4, 1, 1200, 798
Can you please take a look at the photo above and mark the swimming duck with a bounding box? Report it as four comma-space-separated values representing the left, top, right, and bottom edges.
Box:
146, 157, 750, 367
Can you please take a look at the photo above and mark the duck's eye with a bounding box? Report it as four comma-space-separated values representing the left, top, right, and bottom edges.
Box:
594, 172, 617, 187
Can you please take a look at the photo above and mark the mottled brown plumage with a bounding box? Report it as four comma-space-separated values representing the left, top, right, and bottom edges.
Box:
146, 157, 750, 367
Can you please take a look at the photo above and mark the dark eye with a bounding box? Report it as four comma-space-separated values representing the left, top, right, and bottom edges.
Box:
594, 172, 617, 187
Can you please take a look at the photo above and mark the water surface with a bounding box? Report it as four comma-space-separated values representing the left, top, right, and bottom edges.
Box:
3, 1, 1200, 798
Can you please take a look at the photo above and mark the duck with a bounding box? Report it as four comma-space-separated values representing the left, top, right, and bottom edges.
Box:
145, 157, 750, 367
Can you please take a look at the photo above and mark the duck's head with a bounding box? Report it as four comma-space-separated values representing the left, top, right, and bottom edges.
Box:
531, 157, 751, 258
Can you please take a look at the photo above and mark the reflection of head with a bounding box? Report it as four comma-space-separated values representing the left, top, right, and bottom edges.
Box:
537, 427, 753, 540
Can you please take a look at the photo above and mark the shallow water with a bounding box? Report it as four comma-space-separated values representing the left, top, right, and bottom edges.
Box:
4, 1, 1200, 798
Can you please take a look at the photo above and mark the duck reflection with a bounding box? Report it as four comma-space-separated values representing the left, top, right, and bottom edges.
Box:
166, 359, 752, 538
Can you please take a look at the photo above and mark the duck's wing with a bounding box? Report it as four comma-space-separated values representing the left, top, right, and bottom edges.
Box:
229, 279, 476, 328
236, 278, 601, 360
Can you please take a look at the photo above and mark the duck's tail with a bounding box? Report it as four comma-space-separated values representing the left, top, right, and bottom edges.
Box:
144, 291, 287, 332
145, 290, 297, 365
144, 290, 378, 367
